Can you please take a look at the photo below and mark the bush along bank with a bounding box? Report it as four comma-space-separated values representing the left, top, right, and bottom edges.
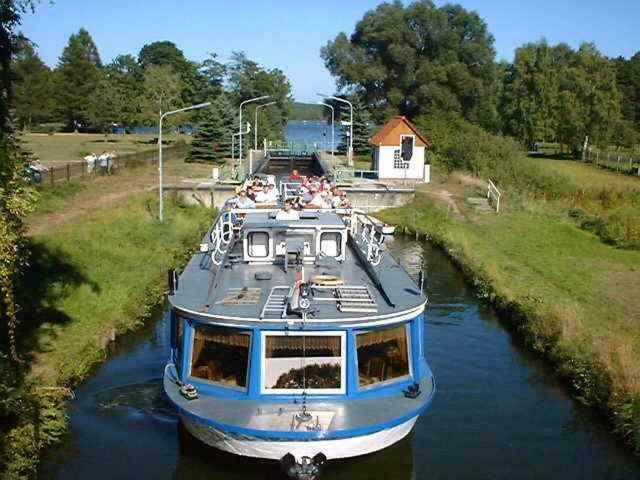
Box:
0, 194, 211, 479
377, 196, 640, 455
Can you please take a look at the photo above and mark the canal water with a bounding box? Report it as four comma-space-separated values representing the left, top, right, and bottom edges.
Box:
41, 237, 640, 479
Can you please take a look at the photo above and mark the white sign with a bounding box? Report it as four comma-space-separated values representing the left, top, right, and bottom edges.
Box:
340, 120, 352, 126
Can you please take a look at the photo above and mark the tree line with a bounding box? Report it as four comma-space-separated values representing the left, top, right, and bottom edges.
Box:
321, 0, 640, 154
11, 30, 293, 160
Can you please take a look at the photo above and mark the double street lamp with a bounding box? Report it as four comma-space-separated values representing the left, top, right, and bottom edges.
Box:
158, 102, 211, 222
317, 93, 353, 166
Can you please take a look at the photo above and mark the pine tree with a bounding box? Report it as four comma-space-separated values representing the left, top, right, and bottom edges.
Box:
54, 28, 102, 130
338, 95, 374, 156
187, 94, 236, 163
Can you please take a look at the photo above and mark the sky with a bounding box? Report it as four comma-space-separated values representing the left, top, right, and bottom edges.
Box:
18, 0, 640, 102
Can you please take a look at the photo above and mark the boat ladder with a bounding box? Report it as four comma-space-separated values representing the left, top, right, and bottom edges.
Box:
335, 286, 377, 313
261, 286, 290, 319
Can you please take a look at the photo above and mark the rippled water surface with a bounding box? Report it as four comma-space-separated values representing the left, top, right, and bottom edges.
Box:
42, 238, 640, 479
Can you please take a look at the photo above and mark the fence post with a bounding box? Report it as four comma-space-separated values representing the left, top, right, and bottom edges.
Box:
66, 163, 70, 182
49, 167, 54, 187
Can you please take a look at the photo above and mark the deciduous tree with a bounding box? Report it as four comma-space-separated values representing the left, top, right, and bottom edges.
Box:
321, 1, 499, 128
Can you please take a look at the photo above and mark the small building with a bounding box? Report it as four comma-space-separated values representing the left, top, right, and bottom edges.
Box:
370, 116, 432, 182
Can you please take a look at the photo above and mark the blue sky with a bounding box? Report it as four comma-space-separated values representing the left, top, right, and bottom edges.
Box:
19, 0, 640, 102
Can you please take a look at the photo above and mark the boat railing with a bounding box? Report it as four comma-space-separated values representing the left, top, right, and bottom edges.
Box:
280, 182, 301, 200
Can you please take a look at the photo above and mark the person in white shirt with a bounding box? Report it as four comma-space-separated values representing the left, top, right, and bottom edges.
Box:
233, 190, 255, 208
276, 201, 300, 220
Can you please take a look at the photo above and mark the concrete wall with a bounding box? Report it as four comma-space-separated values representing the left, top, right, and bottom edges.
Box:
376, 145, 425, 180
164, 183, 414, 213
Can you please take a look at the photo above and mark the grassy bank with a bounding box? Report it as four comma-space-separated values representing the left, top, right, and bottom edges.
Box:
23, 132, 188, 165
1, 192, 210, 478
378, 192, 640, 454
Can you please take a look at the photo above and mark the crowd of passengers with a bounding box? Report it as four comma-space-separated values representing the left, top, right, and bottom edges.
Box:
229, 169, 351, 211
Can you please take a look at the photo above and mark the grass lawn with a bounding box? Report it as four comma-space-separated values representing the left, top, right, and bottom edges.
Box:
23, 193, 211, 385
23, 132, 189, 165
378, 165, 640, 453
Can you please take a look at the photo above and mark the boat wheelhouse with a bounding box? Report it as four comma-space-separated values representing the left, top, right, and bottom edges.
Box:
163, 200, 435, 477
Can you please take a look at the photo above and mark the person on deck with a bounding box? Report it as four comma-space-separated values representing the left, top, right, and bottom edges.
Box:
290, 169, 301, 181
233, 190, 255, 208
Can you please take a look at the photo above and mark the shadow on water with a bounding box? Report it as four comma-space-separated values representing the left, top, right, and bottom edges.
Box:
41, 236, 640, 480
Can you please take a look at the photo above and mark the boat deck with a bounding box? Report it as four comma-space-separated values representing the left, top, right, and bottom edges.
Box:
170, 212, 425, 324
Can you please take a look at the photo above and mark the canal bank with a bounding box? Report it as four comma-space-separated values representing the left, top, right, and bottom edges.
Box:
376, 193, 640, 456
2, 192, 210, 479
40, 237, 640, 479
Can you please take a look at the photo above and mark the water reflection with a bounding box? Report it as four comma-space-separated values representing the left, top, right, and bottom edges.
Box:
41, 237, 640, 480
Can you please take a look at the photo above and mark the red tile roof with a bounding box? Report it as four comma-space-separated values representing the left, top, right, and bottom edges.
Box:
370, 116, 432, 148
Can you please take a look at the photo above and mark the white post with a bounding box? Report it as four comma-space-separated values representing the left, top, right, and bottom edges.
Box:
318, 102, 335, 165
317, 94, 353, 166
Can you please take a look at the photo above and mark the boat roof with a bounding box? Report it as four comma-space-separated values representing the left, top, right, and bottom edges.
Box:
170, 208, 426, 326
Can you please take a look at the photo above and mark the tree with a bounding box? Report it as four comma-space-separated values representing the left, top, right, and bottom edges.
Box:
86, 73, 125, 142
187, 94, 236, 163
104, 54, 142, 131
54, 28, 102, 130
614, 52, 640, 131
501, 40, 562, 148
502, 41, 622, 152
227, 52, 293, 154
138, 64, 183, 126
11, 38, 55, 130
1, 0, 38, 362
321, 1, 499, 128
336, 95, 374, 156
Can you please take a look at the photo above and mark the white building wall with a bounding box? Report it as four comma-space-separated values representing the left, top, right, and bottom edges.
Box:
376, 145, 425, 179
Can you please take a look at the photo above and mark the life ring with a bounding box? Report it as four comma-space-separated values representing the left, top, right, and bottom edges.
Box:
312, 275, 344, 286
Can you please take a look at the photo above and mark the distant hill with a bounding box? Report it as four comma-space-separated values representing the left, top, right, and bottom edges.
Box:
289, 102, 325, 121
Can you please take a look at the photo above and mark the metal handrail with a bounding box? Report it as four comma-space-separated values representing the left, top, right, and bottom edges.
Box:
487, 179, 501, 213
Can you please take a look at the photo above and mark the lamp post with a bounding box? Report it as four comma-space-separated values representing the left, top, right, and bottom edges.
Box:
239, 95, 270, 165
255, 101, 276, 150
317, 101, 335, 164
317, 93, 353, 166
158, 102, 211, 222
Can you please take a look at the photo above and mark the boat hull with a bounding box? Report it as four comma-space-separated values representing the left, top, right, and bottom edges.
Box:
180, 414, 418, 460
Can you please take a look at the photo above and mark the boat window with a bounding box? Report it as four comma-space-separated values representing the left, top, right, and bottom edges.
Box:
356, 324, 410, 388
190, 325, 251, 389
320, 232, 342, 257
248, 232, 270, 258
263, 333, 344, 393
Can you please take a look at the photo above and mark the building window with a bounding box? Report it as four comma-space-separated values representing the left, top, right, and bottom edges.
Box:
190, 325, 251, 389
356, 324, 410, 388
263, 333, 345, 394
393, 150, 409, 169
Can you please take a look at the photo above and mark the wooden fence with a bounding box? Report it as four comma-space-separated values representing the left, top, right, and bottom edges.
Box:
34, 145, 188, 188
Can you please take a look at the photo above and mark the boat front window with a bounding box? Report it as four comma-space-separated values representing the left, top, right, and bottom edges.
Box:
356, 324, 410, 388
320, 232, 342, 257
190, 325, 251, 389
248, 232, 270, 258
262, 332, 345, 394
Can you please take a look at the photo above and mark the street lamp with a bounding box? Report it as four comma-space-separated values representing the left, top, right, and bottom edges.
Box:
317, 93, 353, 166
255, 101, 276, 149
239, 95, 270, 163
158, 102, 211, 222
317, 101, 335, 164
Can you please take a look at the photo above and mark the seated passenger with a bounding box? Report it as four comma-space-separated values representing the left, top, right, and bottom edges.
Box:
290, 169, 301, 181
233, 190, 255, 208
275, 200, 300, 220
